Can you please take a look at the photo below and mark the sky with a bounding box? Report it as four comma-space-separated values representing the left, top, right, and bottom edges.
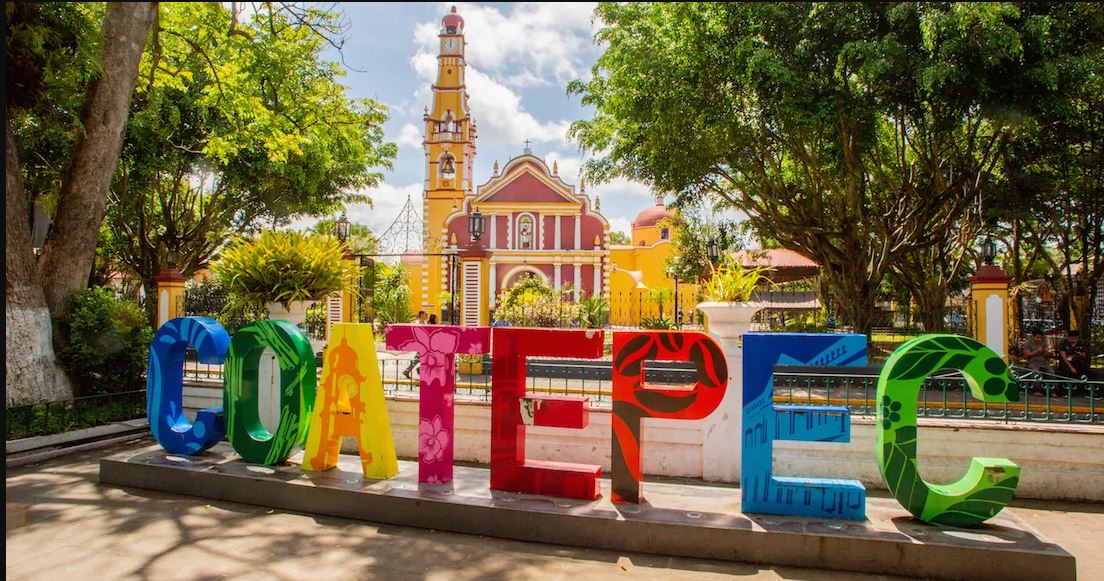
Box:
289, 2, 657, 240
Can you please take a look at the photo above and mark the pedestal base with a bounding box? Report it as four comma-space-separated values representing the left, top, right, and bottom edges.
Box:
99, 444, 1075, 581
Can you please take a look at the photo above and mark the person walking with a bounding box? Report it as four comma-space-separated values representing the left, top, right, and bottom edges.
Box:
403, 311, 429, 379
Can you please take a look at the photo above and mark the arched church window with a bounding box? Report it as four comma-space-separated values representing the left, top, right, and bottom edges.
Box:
517, 215, 534, 250
439, 153, 456, 179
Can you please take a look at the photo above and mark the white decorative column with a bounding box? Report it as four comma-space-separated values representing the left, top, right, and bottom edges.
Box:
573, 263, 582, 301
554, 263, 562, 291
488, 262, 497, 310
537, 212, 543, 250
574, 216, 581, 250
592, 262, 601, 298
555, 215, 562, 250
489, 214, 497, 249
696, 301, 762, 483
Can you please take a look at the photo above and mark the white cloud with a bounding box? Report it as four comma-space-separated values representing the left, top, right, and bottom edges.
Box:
431, 2, 599, 85
395, 123, 423, 149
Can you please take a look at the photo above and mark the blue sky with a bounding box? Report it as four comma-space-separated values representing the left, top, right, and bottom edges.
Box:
291, 2, 656, 239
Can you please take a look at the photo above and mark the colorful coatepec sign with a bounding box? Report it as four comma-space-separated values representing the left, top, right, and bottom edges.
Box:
385, 324, 490, 484
611, 331, 727, 503
303, 323, 398, 479
876, 334, 1021, 527
223, 320, 317, 465
742, 333, 868, 520
147, 317, 229, 454
147, 317, 1023, 527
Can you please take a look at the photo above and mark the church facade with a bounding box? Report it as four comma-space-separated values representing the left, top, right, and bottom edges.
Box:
404, 7, 678, 326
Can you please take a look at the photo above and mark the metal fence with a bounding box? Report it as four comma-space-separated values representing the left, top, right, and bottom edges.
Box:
6, 389, 147, 441
180, 350, 1102, 424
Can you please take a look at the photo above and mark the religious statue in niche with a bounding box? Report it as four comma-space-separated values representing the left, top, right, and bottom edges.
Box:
439, 153, 456, 179
518, 216, 533, 249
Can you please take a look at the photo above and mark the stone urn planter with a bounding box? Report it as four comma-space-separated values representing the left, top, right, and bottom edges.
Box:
257, 300, 318, 432
267, 300, 316, 326
696, 301, 763, 484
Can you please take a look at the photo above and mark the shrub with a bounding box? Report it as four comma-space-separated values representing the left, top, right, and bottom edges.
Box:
183, 277, 264, 333
211, 230, 362, 311
57, 288, 153, 396
496, 278, 582, 328
578, 295, 610, 329
641, 315, 673, 330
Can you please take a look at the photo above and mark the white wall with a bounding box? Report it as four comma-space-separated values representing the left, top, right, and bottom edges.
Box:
183, 384, 1104, 502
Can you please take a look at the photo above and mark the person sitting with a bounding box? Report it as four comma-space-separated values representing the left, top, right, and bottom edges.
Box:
1021, 330, 1054, 375
1057, 329, 1090, 380
428, 314, 439, 324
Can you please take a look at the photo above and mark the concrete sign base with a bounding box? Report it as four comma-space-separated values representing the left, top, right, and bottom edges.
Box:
99, 444, 1075, 581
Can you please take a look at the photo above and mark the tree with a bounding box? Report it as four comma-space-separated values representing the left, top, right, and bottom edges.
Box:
608, 230, 631, 245
310, 217, 380, 256
570, 3, 1064, 335
105, 3, 395, 325
7, 2, 157, 405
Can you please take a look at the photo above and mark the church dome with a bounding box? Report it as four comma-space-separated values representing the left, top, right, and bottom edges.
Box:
632, 196, 674, 229
442, 6, 464, 31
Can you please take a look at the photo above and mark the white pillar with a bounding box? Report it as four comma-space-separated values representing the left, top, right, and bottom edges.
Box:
592, 263, 601, 299
537, 213, 543, 250
507, 215, 513, 249
488, 263, 497, 310
573, 264, 581, 301
555, 215, 562, 250
489, 214, 497, 249
696, 303, 761, 483
554, 263, 562, 291
574, 216, 581, 250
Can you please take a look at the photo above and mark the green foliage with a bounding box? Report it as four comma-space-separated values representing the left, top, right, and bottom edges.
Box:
608, 230, 631, 245
578, 295, 610, 329
6, 2, 104, 211
310, 218, 380, 256
56, 288, 153, 396
641, 315, 674, 330
211, 231, 362, 310
703, 255, 772, 303
371, 263, 414, 333
496, 278, 582, 328
183, 277, 264, 334
569, 2, 1086, 333
103, 2, 396, 324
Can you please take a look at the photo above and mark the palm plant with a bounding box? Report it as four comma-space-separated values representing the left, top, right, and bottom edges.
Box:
211, 230, 362, 312
703, 255, 773, 303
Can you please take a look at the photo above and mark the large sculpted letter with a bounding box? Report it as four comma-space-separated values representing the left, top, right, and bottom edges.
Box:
386, 324, 490, 484
303, 324, 398, 479
490, 328, 604, 499
742, 333, 868, 520
877, 334, 1021, 527
611, 331, 727, 503
147, 317, 229, 454
224, 320, 317, 465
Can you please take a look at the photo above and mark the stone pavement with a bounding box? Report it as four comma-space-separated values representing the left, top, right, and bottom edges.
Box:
6, 438, 1102, 580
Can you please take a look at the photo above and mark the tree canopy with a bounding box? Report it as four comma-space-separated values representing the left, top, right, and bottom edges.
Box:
570, 2, 1087, 334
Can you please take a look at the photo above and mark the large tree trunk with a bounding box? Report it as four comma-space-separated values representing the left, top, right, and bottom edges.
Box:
5, 2, 156, 406
6, 128, 72, 405
38, 2, 158, 318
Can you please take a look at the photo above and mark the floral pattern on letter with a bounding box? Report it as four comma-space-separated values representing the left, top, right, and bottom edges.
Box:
385, 324, 490, 484
419, 416, 450, 462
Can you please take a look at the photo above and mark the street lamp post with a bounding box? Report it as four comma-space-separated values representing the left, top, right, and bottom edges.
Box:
334, 211, 351, 244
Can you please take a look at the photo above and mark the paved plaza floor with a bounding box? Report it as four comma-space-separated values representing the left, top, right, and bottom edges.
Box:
6, 437, 1103, 580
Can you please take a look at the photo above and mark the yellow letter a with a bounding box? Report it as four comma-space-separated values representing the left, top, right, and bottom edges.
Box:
302, 324, 398, 479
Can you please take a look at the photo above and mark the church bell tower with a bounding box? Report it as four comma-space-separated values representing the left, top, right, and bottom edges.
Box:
421, 6, 476, 313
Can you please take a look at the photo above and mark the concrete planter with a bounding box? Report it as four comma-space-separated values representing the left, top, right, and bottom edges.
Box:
696, 301, 762, 483
258, 300, 318, 432
266, 300, 317, 326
